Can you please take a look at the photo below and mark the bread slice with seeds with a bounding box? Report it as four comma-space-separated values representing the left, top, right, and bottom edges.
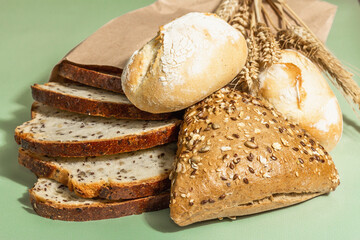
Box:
170, 88, 340, 226
30, 178, 169, 221
19, 143, 176, 200
57, 61, 124, 94
31, 82, 176, 120
15, 102, 180, 157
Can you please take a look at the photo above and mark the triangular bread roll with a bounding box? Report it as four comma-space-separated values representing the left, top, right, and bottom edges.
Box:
170, 88, 340, 226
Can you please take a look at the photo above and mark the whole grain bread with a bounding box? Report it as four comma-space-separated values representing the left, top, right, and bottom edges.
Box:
170, 88, 340, 226
19, 143, 176, 200
31, 82, 176, 120
15, 102, 180, 157
30, 178, 169, 221
58, 61, 124, 94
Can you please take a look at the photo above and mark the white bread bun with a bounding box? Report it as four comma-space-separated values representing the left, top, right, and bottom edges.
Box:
259, 49, 342, 151
121, 12, 247, 113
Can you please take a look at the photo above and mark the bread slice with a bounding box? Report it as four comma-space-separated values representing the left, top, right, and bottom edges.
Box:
58, 61, 124, 94
19, 143, 176, 200
15, 102, 180, 157
30, 178, 169, 221
31, 82, 176, 120
170, 88, 340, 226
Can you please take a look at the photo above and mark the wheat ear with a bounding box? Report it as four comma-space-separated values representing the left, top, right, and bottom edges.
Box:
229, 0, 252, 37
231, 30, 260, 94
255, 23, 281, 70
277, 26, 360, 110
215, 0, 240, 22
229, 1, 260, 95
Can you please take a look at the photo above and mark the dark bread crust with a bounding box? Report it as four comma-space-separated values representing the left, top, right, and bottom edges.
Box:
98, 180, 170, 200
19, 148, 171, 200
31, 83, 177, 120
58, 61, 124, 94
30, 189, 170, 221
14, 103, 181, 157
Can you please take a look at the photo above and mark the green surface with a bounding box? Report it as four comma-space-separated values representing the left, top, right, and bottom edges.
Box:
0, 0, 359, 239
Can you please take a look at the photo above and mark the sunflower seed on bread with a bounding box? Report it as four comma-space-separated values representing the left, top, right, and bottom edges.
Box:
15, 102, 180, 157
170, 88, 340, 226
30, 178, 169, 221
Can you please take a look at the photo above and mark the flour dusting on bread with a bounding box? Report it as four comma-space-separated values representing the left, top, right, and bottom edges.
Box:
160, 12, 241, 87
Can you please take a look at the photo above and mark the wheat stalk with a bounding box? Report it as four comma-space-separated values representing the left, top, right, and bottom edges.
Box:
276, 27, 319, 57
228, 0, 281, 95
229, 0, 252, 37
277, 26, 360, 110
230, 4, 260, 95
255, 22, 281, 70
234, 33, 260, 94
215, 0, 240, 22
227, 0, 261, 95
274, 1, 360, 113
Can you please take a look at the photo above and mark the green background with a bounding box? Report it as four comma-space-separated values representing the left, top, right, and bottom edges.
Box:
0, 0, 359, 239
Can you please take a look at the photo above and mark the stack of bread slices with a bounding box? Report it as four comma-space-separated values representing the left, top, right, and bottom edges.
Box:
15, 67, 181, 221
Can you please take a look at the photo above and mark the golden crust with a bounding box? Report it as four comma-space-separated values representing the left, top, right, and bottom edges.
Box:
122, 13, 248, 113
170, 88, 340, 226
258, 50, 343, 151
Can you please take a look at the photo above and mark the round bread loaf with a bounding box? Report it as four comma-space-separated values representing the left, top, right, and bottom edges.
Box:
121, 12, 247, 113
258, 49, 342, 151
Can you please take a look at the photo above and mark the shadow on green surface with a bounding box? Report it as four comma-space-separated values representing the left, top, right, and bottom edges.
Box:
0, 88, 37, 187
343, 115, 360, 134
143, 209, 208, 232
143, 209, 181, 232
19, 191, 37, 215
143, 195, 333, 232
143, 208, 255, 232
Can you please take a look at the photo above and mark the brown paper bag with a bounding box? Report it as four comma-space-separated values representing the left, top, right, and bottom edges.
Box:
50, 0, 337, 80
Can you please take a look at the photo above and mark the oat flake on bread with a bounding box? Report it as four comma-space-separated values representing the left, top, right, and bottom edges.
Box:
121, 12, 248, 113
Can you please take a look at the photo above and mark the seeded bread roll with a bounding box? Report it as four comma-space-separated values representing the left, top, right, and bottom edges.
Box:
259, 49, 343, 151
121, 12, 247, 113
170, 88, 340, 226
30, 178, 169, 221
